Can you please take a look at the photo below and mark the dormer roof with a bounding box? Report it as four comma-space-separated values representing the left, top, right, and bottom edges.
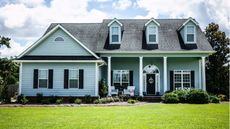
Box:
178, 17, 199, 30
145, 18, 160, 27
107, 18, 123, 27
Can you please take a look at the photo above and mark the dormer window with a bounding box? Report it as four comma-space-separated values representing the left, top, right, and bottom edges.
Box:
186, 25, 195, 43
111, 27, 119, 43
148, 26, 157, 43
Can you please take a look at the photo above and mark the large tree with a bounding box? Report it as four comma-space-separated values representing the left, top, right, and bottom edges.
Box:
205, 23, 229, 97
0, 36, 11, 48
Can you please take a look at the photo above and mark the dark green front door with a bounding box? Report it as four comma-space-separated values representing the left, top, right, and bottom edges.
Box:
146, 74, 155, 95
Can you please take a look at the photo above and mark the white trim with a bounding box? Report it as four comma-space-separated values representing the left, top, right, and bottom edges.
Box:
185, 25, 196, 44
110, 25, 121, 44
198, 59, 202, 89
163, 57, 167, 92
139, 56, 143, 96
173, 70, 191, 90
201, 56, 206, 90
19, 63, 22, 95
112, 70, 130, 86
17, 24, 100, 59
68, 69, 79, 89
96, 51, 215, 54
14, 60, 105, 63
145, 18, 160, 26
107, 57, 111, 96
178, 17, 199, 30
108, 18, 123, 27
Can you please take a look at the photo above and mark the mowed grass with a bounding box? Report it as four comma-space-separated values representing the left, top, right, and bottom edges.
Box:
0, 104, 229, 129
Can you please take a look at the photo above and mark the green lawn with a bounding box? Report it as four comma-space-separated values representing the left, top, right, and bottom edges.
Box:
0, 104, 229, 129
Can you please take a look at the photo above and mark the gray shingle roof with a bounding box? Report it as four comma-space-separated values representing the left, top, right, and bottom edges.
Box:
44, 19, 213, 53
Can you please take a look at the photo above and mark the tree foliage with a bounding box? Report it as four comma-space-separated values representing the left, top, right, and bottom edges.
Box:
0, 36, 11, 48
205, 23, 229, 97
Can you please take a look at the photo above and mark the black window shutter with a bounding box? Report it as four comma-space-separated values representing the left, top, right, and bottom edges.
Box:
170, 71, 174, 91
64, 69, 69, 89
191, 71, 195, 88
111, 70, 113, 85
129, 71, 133, 86
48, 69, 53, 89
33, 69, 38, 89
79, 69, 84, 89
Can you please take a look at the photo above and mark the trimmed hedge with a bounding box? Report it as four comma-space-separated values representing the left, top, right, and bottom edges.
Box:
162, 92, 179, 103
186, 89, 209, 104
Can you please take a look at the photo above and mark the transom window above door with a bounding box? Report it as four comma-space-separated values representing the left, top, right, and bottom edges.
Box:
113, 70, 129, 86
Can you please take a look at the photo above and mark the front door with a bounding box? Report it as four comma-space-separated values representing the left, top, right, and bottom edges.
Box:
146, 74, 155, 95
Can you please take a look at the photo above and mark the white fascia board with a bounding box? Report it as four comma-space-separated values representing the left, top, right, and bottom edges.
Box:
178, 17, 199, 31
96, 50, 215, 54
14, 60, 105, 63
17, 24, 100, 59
107, 18, 123, 27
145, 18, 160, 27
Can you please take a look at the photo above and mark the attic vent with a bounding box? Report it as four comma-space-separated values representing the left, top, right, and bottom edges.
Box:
54, 37, 64, 41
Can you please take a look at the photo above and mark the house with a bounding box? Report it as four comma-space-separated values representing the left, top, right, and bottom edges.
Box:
15, 17, 214, 97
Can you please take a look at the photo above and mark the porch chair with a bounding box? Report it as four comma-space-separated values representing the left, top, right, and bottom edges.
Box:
110, 86, 118, 96
124, 86, 135, 96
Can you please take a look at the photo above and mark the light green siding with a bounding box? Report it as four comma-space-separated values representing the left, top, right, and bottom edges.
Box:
27, 29, 91, 56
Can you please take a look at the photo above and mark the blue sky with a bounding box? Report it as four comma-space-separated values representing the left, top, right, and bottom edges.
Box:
0, 0, 229, 57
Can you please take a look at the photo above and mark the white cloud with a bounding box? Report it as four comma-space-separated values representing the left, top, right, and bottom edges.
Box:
135, 0, 230, 31
94, 0, 111, 2
0, 39, 32, 58
18, 0, 45, 7
112, 0, 132, 10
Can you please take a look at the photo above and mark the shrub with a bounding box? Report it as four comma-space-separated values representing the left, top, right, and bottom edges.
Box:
56, 98, 63, 104
93, 99, 101, 104
49, 96, 58, 104
210, 95, 220, 103
100, 98, 107, 104
83, 95, 92, 103
186, 89, 209, 104
21, 96, 28, 105
106, 97, 114, 103
36, 93, 43, 103
74, 98, 82, 104
113, 97, 120, 102
69, 97, 76, 103
162, 92, 179, 103
41, 99, 50, 104
218, 94, 227, 101
17, 94, 24, 103
127, 99, 136, 104
172, 90, 188, 103
99, 79, 108, 97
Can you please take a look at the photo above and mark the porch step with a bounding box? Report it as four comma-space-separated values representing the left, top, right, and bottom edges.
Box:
143, 96, 162, 102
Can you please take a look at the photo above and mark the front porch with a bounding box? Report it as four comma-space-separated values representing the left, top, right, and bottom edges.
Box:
100, 56, 206, 96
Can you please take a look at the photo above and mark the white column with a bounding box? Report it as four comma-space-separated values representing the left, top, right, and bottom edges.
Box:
19, 63, 22, 95
201, 56, 206, 90
107, 57, 111, 96
163, 57, 167, 92
198, 59, 202, 89
95, 63, 99, 96
139, 57, 143, 96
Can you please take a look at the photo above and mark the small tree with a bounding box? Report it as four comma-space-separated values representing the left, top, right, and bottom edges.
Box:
205, 23, 229, 97
99, 79, 108, 97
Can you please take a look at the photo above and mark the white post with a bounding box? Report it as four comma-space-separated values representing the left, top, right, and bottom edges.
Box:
163, 57, 167, 92
198, 59, 202, 89
201, 57, 206, 90
19, 63, 22, 95
107, 57, 111, 96
139, 57, 143, 96
95, 63, 98, 96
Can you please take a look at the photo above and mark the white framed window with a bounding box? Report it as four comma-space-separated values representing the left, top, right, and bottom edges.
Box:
113, 70, 129, 86
174, 70, 191, 90
69, 69, 79, 88
185, 25, 195, 43
111, 26, 119, 43
38, 69, 48, 88
148, 26, 157, 43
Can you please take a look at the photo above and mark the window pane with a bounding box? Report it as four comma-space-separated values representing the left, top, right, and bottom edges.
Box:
70, 79, 78, 88
112, 27, 118, 34
183, 83, 190, 89
69, 70, 78, 79
122, 73, 129, 83
113, 71, 121, 83
183, 74, 190, 83
187, 26, 194, 33
112, 35, 119, 42
39, 79, 47, 88
187, 34, 194, 42
175, 83, 182, 89
174, 74, 181, 82
149, 35, 156, 42
149, 26, 156, 34
39, 70, 47, 78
